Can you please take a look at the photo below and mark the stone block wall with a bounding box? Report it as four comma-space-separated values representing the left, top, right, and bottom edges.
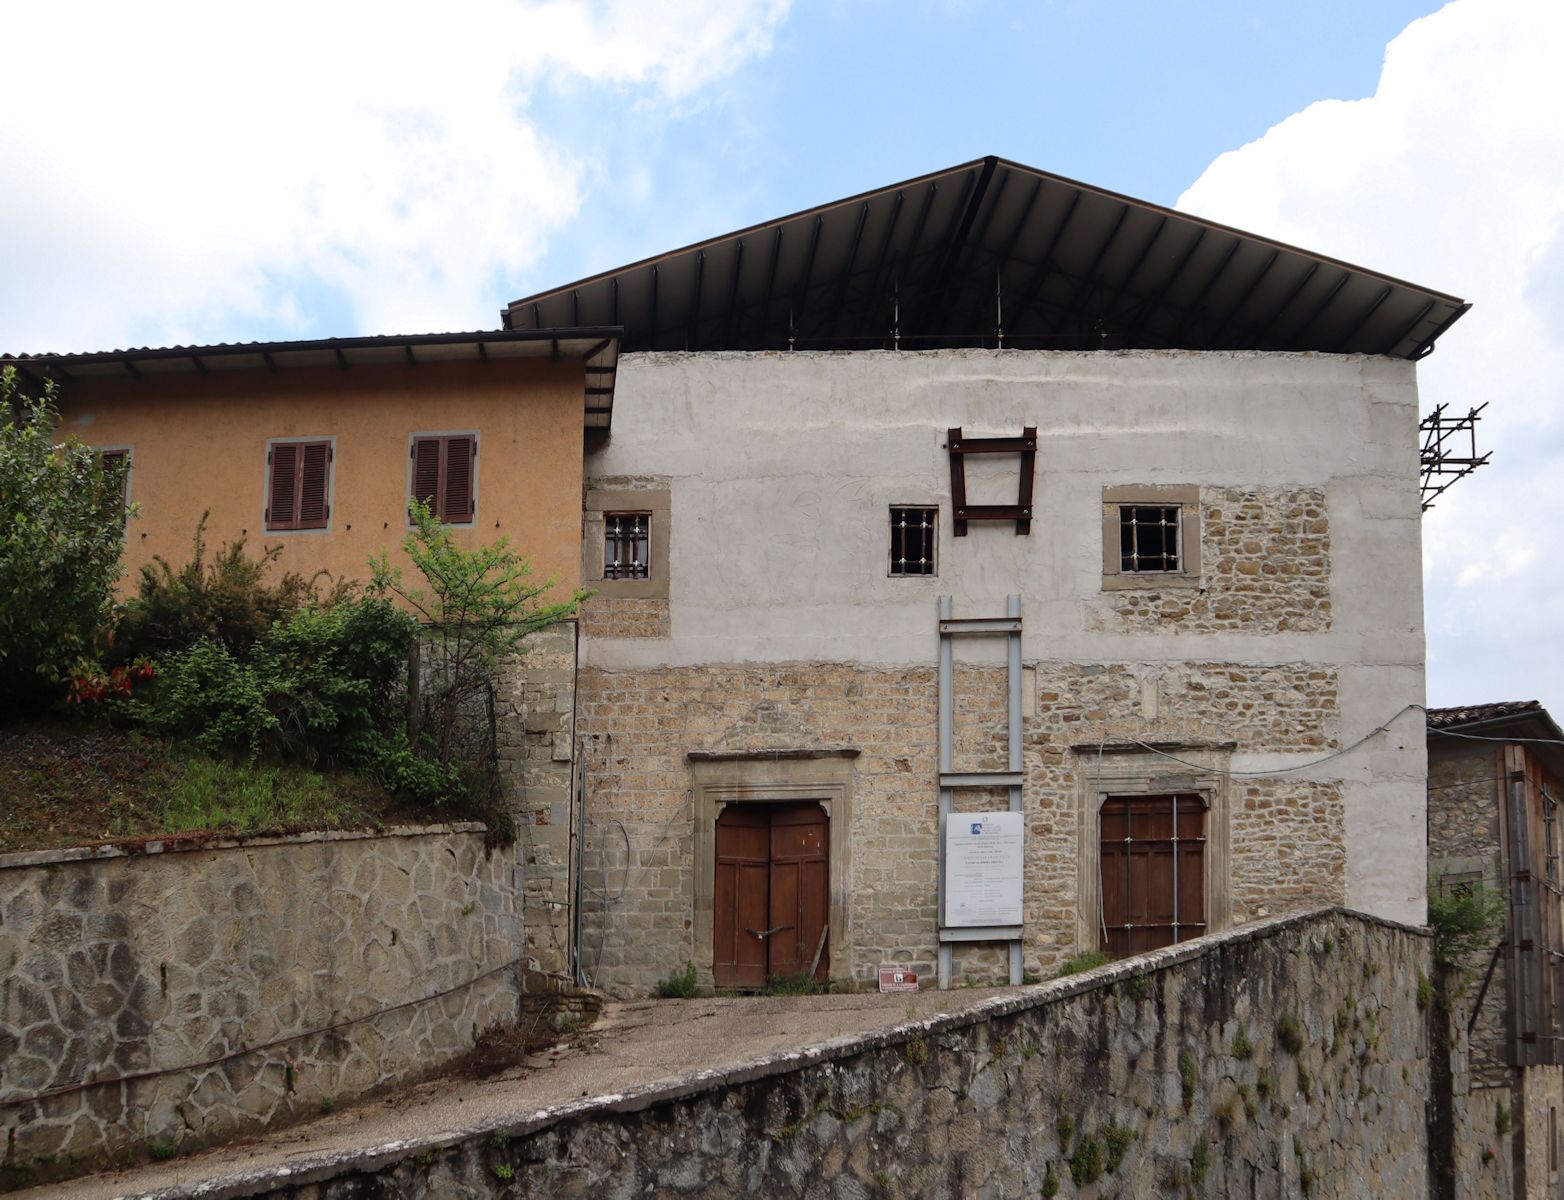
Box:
576, 657, 1344, 995
226, 908, 1435, 1199
495, 621, 577, 974
1427, 744, 1510, 1089
1088, 486, 1332, 633
0, 825, 522, 1171
578, 596, 669, 639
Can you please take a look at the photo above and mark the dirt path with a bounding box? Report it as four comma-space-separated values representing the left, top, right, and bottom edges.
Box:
15, 986, 1013, 1199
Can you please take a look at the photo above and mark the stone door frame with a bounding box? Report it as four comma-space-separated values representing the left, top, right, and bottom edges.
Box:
1073, 743, 1234, 953
688, 750, 856, 990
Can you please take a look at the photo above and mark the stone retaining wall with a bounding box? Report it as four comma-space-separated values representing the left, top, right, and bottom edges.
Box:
0, 824, 522, 1172
189, 907, 1435, 1199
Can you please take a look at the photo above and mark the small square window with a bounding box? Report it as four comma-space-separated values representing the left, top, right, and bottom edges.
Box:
889, 506, 937, 577
604, 512, 651, 579
1119, 505, 1180, 572
1102, 487, 1200, 590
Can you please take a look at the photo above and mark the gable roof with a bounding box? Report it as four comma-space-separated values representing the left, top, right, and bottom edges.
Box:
503, 156, 1468, 359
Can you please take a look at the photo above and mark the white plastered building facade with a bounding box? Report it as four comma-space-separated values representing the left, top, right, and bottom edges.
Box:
504, 156, 1464, 993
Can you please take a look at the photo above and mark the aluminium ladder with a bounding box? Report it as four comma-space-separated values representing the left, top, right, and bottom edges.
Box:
936, 594, 1024, 988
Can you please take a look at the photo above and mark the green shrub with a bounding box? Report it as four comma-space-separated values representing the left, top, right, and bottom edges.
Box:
1103, 1118, 1135, 1173
1428, 880, 1506, 965
0, 366, 129, 712
1056, 949, 1114, 978
141, 640, 278, 755
116, 514, 334, 660
655, 963, 698, 998
1070, 1134, 1103, 1186
1232, 1025, 1253, 1060
1190, 1140, 1211, 1187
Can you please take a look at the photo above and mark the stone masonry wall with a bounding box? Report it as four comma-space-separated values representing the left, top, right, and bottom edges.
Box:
0, 825, 522, 1171
227, 908, 1434, 1200
1088, 486, 1331, 634
1427, 745, 1510, 1089
576, 658, 1342, 995
495, 621, 577, 975
578, 596, 669, 639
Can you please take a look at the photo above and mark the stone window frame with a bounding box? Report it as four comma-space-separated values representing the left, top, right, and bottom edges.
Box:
1072, 743, 1233, 953
1101, 484, 1202, 591
687, 750, 857, 990
583, 482, 669, 600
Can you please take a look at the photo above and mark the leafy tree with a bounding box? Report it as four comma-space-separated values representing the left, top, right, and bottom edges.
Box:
1427, 879, 1507, 965
371, 498, 586, 790
0, 366, 129, 712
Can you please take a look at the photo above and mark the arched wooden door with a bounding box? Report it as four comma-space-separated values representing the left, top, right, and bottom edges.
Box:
713, 803, 829, 988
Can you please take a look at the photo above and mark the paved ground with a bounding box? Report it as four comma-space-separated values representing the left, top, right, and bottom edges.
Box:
17, 986, 1014, 1200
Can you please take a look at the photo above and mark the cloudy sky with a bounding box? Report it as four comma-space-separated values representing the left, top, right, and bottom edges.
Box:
3, 0, 1558, 713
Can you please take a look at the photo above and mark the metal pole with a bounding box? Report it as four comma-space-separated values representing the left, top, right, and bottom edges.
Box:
938, 595, 953, 989
1006, 594, 1022, 985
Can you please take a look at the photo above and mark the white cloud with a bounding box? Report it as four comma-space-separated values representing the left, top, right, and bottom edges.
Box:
1177, 0, 1564, 714
0, 0, 789, 352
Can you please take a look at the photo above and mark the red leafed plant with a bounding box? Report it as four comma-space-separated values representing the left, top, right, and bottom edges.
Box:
65, 658, 155, 706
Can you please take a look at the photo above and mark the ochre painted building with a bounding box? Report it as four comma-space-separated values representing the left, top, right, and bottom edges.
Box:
24, 331, 617, 599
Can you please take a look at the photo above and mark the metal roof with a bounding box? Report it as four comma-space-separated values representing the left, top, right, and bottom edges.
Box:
504, 156, 1468, 359
4, 328, 624, 428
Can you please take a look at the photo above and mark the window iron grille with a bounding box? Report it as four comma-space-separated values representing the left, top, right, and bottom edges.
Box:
604, 512, 651, 579
890, 507, 937, 576
1119, 504, 1180, 572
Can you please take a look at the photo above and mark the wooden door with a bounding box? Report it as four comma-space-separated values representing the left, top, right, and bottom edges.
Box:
1100, 793, 1206, 956
713, 803, 829, 988
714, 806, 771, 988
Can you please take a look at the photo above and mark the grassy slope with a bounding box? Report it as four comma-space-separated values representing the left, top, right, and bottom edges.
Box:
0, 724, 430, 856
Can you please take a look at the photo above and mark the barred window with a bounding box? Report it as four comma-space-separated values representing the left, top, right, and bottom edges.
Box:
1119, 504, 1180, 572
889, 507, 937, 576
604, 512, 651, 579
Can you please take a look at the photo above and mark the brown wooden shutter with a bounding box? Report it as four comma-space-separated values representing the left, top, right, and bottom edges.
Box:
268, 442, 300, 530
443, 435, 474, 522
411, 437, 441, 516
298, 441, 330, 529
97, 450, 129, 518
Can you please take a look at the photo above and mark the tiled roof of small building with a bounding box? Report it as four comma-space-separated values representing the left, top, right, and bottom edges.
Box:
1426, 701, 1546, 729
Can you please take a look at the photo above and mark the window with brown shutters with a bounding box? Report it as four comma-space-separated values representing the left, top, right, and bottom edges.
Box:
95, 448, 131, 522
266, 439, 332, 531
409, 434, 477, 524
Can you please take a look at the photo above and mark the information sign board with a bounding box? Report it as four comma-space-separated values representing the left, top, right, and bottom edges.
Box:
942, 810, 1024, 927
878, 966, 919, 992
